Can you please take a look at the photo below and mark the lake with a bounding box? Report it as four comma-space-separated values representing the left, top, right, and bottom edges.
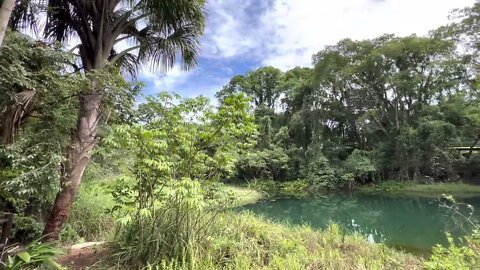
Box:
240, 192, 480, 255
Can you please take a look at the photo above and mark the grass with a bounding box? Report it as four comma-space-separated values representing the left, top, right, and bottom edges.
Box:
227, 185, 265, 206
93, 212, 423, 270
239, 179, 310, 198
59, 182, 480, 269
61, 182, 116, 243
207, 212, 423, 270
358, 181, 480, 197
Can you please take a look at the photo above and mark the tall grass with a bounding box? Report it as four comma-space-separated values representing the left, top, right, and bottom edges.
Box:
111, 179, 232, 269
109, 210, 422, 270
62, 182, 115, 242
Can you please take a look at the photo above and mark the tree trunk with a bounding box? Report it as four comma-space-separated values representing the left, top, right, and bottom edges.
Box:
42, 93, 102, 240
0, 0, 15, 46
467, 134, 480, 160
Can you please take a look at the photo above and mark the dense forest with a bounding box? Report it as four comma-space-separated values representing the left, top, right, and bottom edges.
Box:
0, 0, 479, 269
221, 33, 480, 189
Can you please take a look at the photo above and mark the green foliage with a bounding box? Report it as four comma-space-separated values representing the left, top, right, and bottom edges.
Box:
221, 22, 479, 189
10, 216, 43, 244
113, 212, 421, 270
425, 233, 480, 270
105, 92, 255, 268
106, 92, 255, 209
344, 150, 377, 184
0, 32, 139, 242
216, 67, 283, 110
236, 147, 290, 181
424, 196, 480, 270
113, 179, 235, 268
0, 31, 79, 215
2, 240, 64, 270
305, 153, 337, 190
62, 182, 115, 242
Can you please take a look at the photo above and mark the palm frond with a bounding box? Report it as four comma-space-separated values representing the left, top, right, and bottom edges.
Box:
136, 23, 201, 72
14, 0, 206, 74
9, 0, 46, 34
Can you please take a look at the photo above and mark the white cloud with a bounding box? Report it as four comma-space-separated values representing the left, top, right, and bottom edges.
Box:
139, 0, 477, 98
202, 0, 273, 59
205, 6, 254, 57
140, 66, 194, 92
205, 0, 477, 70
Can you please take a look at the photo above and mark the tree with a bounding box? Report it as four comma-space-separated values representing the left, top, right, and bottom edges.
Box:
14, 0, 206, 240
0, 0, 15, 46
105, 93, 255, 267
0, 32, 79, 218
217, 66, 283, 110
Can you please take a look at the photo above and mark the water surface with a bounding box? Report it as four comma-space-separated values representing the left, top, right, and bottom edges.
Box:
241, 192, 480, 254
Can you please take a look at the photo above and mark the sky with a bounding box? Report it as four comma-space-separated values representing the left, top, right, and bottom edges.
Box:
138, 0, 477, 100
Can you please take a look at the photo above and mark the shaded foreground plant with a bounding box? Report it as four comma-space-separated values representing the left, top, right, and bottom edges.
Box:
1, 239, 64, 270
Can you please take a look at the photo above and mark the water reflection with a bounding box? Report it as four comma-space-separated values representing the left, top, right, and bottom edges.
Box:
240, 192, 480, 254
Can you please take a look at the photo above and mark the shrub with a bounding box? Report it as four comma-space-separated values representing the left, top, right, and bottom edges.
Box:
425, 196, 480, 269
345, 149, 377, 184
425, 233, 480, 269
305, 154, 337, 190
112, 179, 234, 269
107, 211, 422, 270
11, 216, 43, 244
2, 239, 64, 270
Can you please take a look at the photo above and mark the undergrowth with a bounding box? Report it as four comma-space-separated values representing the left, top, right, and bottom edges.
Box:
108, 211, 422, 270
61, 182, 115, 243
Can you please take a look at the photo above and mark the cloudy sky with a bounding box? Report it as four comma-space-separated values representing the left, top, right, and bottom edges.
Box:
138, 0, 477, 99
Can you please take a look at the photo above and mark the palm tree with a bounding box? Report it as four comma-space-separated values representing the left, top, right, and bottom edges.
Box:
0, 0, 16, 46
12, 0, 206, 240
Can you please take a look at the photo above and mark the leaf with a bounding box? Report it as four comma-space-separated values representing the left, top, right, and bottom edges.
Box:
17, 252, 31, 263
139, 208, 152, 218
43, 258, 65, 269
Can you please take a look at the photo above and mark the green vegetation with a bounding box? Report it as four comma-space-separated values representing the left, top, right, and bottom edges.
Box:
220, 3, 480, 192
226, 186, 265, 206
359, 182, 480, 196
121, 211, 423, 270
2, 239, 64, 270
1, 1, 480, 269
425, 196, 480, 269
61, 182, 116, 243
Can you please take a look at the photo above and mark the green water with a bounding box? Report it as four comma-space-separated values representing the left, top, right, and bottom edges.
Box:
241, 192, 480, 254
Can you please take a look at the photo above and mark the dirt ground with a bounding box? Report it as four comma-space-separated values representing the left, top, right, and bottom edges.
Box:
56, 243, 108, 269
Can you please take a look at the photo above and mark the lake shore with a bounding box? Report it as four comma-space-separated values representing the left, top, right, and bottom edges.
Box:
358, 181, 480, 197
227, 185, 266, 205
236, 179, 480, 199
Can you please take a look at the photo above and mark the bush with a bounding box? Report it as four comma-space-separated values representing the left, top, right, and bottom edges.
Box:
11, 216, 43, 244
112, 179, 234, 269
249, 179, 308, 197
345, 149, 377, 184
305, 154, 337, 190
425, 196, 480, 269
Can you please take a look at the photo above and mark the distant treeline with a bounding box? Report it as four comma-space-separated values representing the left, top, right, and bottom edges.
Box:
218, 4, 480, 189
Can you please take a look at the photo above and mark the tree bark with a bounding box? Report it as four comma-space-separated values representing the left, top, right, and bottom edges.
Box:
42, 93, 102, 240
0, 0, 15, 46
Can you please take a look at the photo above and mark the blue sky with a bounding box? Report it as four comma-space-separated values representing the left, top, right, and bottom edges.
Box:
138, 0, 476, 101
